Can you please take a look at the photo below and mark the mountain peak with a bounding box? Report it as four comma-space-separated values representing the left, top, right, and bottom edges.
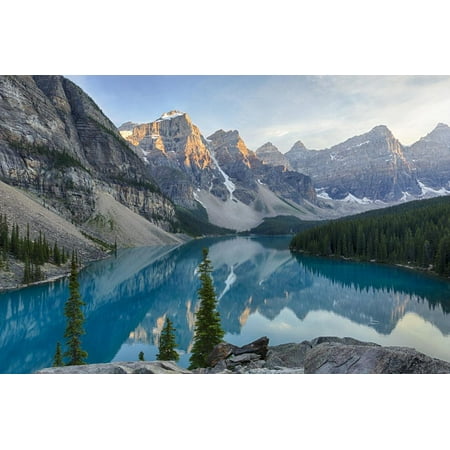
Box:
414, 121, 450, 146
256, 142, 278, 152
370, 125, 393, 137
288, 140, 308, 153
154, 110, 190, 124
256, 142, 291, 169
118, 121, 139, 131
207, 129, 240, 142
159, 110, 186, 120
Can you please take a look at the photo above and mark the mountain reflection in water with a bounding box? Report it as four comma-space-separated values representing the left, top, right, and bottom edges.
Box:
1, 236, 450, 373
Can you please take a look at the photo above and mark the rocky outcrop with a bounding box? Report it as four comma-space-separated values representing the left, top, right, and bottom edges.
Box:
304, 338, 450, 374
285, 126, 421, 202
34, 336, 450, 373
0, 75, 176, 238
208, 129, 317, 205
120, 111, 228, 207
202, 336, 450, 374
37, 360, 191, 374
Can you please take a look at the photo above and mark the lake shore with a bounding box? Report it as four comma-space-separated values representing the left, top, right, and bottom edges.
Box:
290, 247, 450, 281
37, 336, 450, 374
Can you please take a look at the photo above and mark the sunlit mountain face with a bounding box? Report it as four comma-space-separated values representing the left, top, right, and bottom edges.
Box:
1, 236, 450, 373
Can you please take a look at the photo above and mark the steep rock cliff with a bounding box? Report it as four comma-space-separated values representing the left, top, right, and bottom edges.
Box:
0, 76, 176, 237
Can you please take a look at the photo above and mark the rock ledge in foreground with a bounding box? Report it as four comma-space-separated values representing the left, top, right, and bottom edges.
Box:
35, 336, 450, 374
37, 361, 190, 374
304, 340, 450, 374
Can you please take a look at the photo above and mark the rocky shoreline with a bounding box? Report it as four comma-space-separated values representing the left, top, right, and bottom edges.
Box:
37, 336, 450, 374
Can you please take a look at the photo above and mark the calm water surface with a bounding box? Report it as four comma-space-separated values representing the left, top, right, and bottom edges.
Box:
1, 236, 450, 373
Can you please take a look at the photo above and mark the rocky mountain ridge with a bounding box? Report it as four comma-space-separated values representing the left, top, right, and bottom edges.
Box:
0, 75, 180, 251
120, 113, 322, 231
285, 125, 421, 202
284, 123, 450, 203
2, 75, 450, 245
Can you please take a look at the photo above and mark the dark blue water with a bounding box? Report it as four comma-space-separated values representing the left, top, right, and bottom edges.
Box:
1, 235, 450, 373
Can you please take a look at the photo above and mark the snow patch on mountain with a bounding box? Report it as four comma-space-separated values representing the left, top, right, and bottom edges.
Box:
338, 193, 373, 205
315, 189, 332, 200
400, 191, 415, 202
156, 111, 185, 122
418, 180, 450, 197
209, 151, 236, 200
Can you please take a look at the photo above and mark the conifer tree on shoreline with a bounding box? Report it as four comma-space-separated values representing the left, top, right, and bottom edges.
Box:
63, 254, 88, 365
157, 317, 179, 362
188, 248, 224, 370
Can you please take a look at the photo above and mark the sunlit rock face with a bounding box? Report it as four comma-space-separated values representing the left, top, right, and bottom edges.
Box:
122, 114, 317, 213
121, 112, 228, 207
285, 126, 421, 202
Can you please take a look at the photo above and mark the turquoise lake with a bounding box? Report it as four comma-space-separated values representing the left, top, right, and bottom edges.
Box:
2, 235, 450, 373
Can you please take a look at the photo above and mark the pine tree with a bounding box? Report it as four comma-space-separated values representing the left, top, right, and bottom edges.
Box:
23, 258, 31, 284
188, 248, 224, 369
157, 317, 179, 362
138, 351, 145, 361
53, 342, 63, 367
53, 242, 61, 266
63, 254, 88, 365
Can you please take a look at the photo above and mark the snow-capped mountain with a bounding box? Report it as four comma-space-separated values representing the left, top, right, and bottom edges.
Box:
120, 113, 321, 230
285, 125, 421, 202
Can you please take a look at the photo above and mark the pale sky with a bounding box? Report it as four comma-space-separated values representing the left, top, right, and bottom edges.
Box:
67, 75, 450, 152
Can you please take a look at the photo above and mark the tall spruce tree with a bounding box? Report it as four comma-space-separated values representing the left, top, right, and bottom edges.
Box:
63, 254, 88, 365
188, 248, 224, 369
157, 317, 179, 362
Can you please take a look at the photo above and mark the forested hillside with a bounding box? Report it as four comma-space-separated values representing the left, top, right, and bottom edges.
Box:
0, 213, 70, 284
290, 196, 450, 276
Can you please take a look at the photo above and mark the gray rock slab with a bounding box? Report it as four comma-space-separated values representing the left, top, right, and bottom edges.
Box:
304, 342, 450, 374
36, 361, 191, 374
265, 341, 312, 369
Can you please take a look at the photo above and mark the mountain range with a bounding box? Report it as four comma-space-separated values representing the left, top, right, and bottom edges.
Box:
1, 74, 450, 258
284, 123, 450, 203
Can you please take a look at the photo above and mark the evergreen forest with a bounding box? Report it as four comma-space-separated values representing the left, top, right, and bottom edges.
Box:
290, 196, 450, 277
0, 213, 68, 283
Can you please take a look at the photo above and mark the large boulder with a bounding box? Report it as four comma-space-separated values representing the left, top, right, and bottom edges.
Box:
233, 336, 269, 359
206, 342, 239, 367
197, 336, 270, 373
304, 342, 450, 374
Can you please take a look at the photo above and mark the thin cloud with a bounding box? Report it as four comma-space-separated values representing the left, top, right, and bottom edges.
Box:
66, 75, 450, 152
